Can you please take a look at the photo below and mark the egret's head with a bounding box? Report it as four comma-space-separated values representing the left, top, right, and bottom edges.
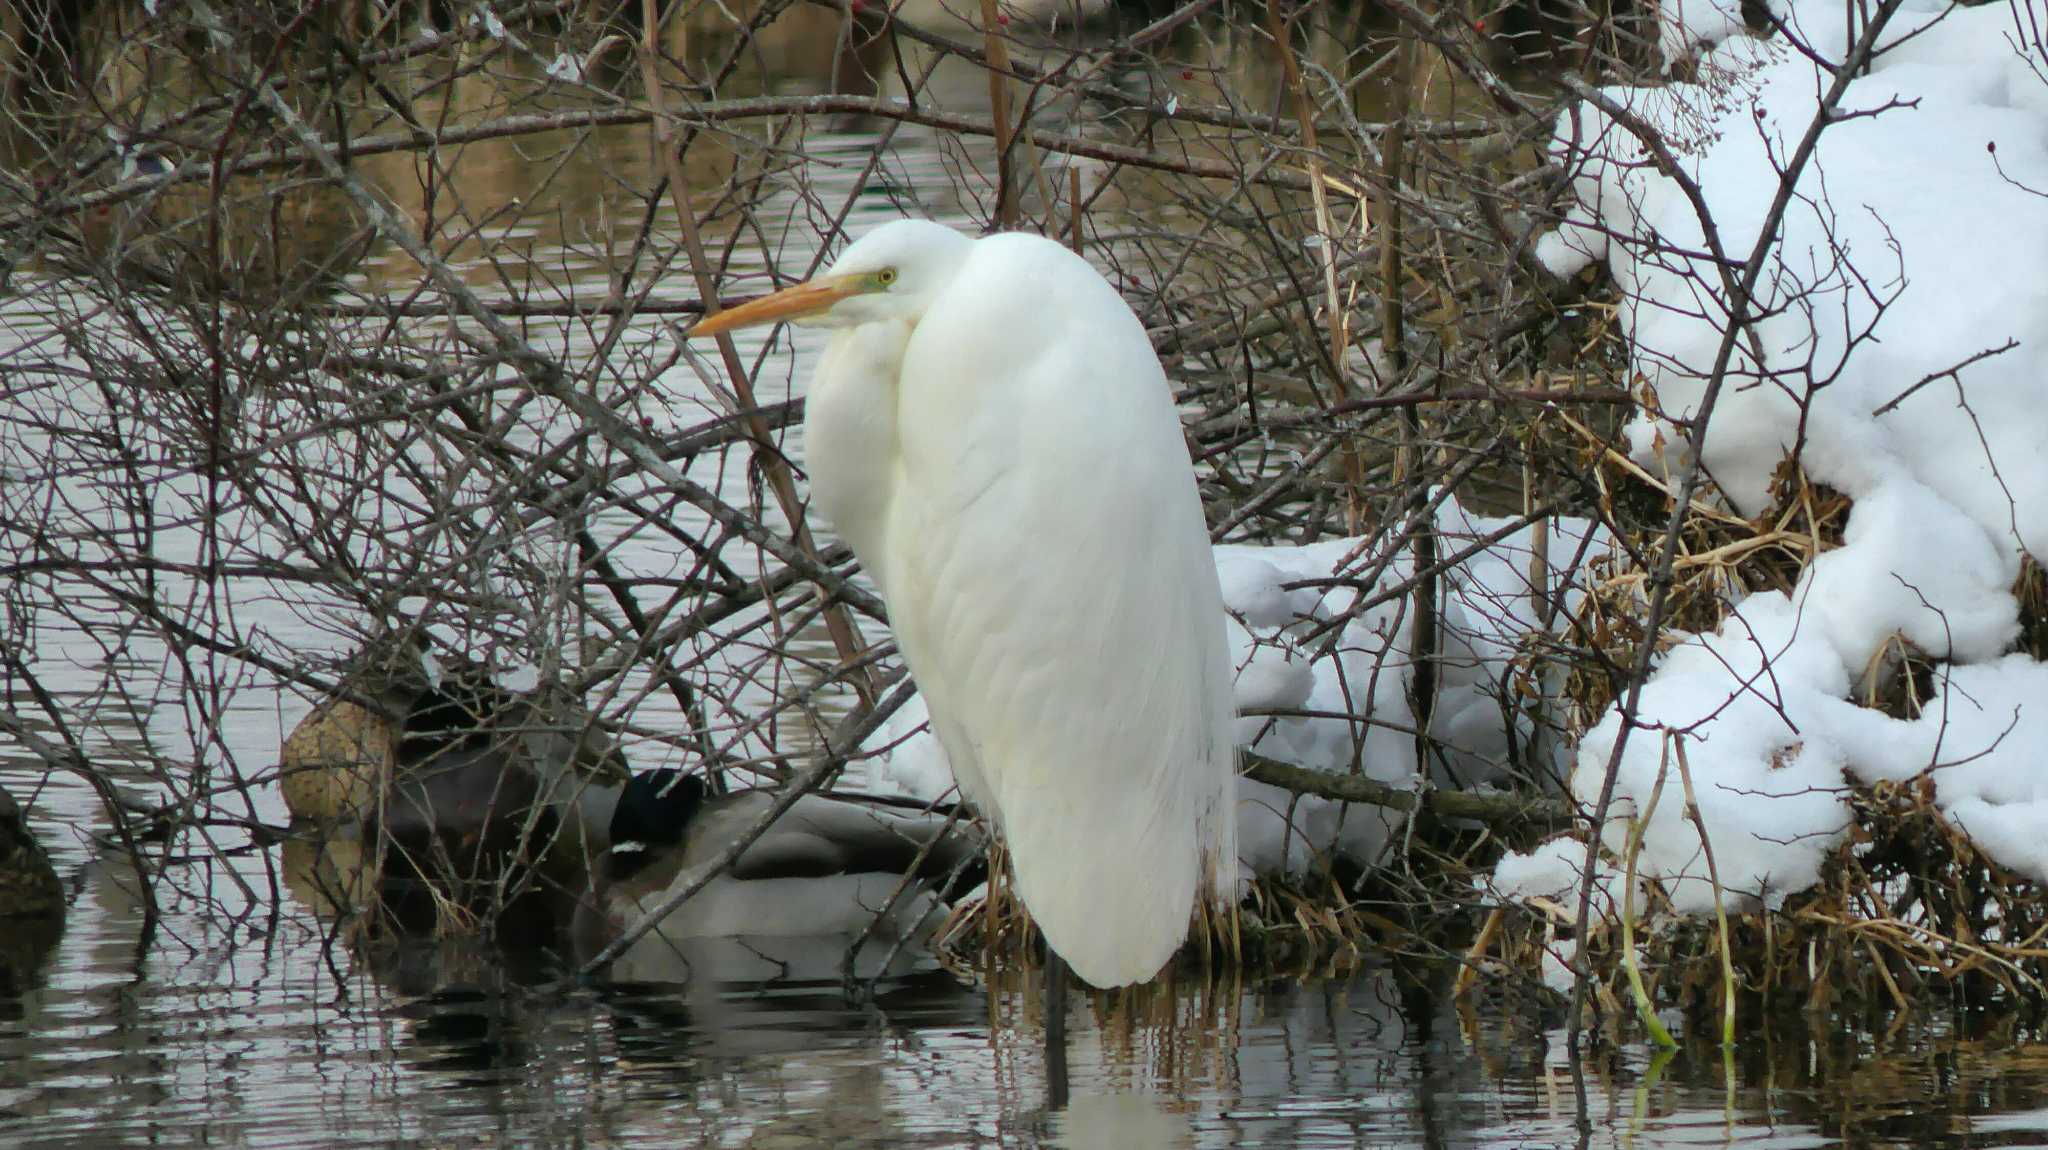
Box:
688, 219, 973, 337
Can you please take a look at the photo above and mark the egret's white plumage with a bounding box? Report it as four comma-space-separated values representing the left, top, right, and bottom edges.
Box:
693, 219, 1237, 987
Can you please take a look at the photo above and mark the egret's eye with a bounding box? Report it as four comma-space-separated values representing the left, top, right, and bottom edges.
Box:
875, 268, 898, 287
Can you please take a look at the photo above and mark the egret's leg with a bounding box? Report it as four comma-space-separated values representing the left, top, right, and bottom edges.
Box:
1044, 949, 1070, 1110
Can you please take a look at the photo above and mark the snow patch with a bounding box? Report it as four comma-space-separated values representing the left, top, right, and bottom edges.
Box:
1503, 0, 2048, 913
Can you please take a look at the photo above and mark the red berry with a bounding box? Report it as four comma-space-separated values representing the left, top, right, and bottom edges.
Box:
995, 11, 1009, 24
1180, 68, 1193, 79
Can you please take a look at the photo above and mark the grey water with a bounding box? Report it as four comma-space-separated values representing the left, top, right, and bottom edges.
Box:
8, 764, 2048, 1148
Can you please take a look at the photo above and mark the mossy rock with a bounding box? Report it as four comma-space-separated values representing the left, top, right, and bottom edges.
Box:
279, 696, 398, 823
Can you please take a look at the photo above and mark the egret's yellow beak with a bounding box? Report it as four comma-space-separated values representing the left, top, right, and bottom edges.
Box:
689, 275, 865, 338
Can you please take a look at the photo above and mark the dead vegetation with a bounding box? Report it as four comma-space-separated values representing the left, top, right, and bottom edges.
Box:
1, 0, 2042, 1043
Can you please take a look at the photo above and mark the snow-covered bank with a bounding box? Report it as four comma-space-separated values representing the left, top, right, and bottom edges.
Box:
1498, 0, 2048, 913
853, 0, 2048, 914
863, 501, 1614, 881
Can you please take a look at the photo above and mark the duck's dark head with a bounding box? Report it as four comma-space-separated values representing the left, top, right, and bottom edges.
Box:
396, 665, 515, 765
605, 769, 706, 880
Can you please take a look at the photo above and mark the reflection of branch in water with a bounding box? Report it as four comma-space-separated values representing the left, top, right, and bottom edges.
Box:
841, 800, 975, 996
0, 686, 157, 934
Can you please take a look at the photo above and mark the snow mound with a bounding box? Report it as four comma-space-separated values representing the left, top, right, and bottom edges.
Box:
1497, 0, 2048, 912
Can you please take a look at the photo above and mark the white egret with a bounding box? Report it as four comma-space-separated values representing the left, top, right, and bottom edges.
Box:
690, 219, 1238, 989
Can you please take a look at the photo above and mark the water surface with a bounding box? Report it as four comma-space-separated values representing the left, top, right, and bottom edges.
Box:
8, 781, 2048, 1150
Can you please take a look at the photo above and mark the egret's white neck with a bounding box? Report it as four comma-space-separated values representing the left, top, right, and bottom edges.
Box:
802, 320, 911, 585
